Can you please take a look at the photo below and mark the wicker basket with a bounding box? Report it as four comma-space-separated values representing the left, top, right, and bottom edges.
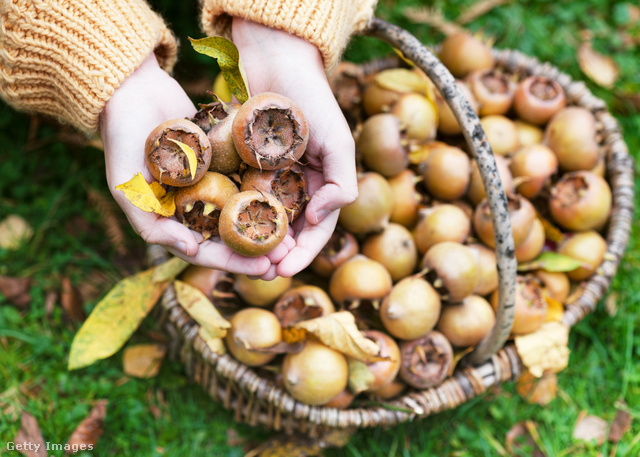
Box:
147, 18, 634, 435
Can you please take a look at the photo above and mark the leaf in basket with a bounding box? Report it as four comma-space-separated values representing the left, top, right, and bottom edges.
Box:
174, 280, 231, 338
250, 341, 304, 354
516, 370, 557, 406
167, 138, 197, 179
115, 173, 176, 217
68, 266, 172, 370
152, 257, 190, 283
189, 37, 250, 103
538, 215, 564, 244
517, 252, 587, 273
122, 343, 166, 378
447, 346, 474, 377
374, 68, 429, 94
408, 140, 449, 165
578, 41, 619, 89
198, 327, 226, 355
283, 311, 384, 363
347, 359, 375, 394
514, 322, 570, 378
543, 294, 564, 323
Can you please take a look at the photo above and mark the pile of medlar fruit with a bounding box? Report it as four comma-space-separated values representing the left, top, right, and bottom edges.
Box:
172, 32, 612, 408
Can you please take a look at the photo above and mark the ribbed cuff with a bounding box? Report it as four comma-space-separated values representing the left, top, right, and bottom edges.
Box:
0, 0, 178, 133
200, 0, 377, 71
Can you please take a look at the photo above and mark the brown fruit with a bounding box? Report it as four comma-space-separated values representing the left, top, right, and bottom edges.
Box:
371, 380, 406, 400
513, 76, 567, 125
398, 331, 453, 389
310, 228, 359, 278
514, 120, 544, 147
329, 61, 364, 114
413, 204, 471, 255
329, 255, 393, 306
225, 308, 282, 366
421, 242, 479, 302
233, 274, 292, 307
180, 265, 223, 297
557, 231, 607, 281
439, 33, 494, 78
467, 155, 514, 205
324, 389, 356, 409
549, 171, 612, 232
145, 118, 212, 187
338, 172, 393, 235
273, 285, 335, 327
362, 330, 401, 391
467, 69, 516, 116
361, 223, 418, 282
420, 146, 470, 201
510, 144, 558, 199
467, 243, 499, 296
544, 107, 599, 171
535, 270, 570, 303
282, 340, 348, 405
473, 195, 537, 249
390, 93, 437, 142
218, 190, 288, 257
206, 104, 244, 174
362, 67, 430, 116
436, 81, 479, 135
480, 115, 520, 157
437, 295, 496, 347
175, 172, 239, 239
357, 114, 409, 178
514, 218, 546, 263
380, 276, 441, 340
231, 92, 309, 170
388, 169, 422, 228
240, 165, 308, 223
491, 275, 547, 335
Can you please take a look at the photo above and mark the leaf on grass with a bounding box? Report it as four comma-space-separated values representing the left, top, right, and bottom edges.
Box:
0, 214, 33, 250
123, 344, 166, 378
456, 0, 510, 25
244, 429, 353, 457
68, 266, 173, 370
115, 173, 176, 217
189, 37, 250, 103
0, 275, 31, 308
198, 327, 226, 355
15, 411, 47, 457
573, 412, 608, 445
578, 41, 619, 88
514, 322, 570, 377
403, 6, 466, 36
605, 292, 618, 317
152, 257, 190, 283
61, 277, 86, 322
167, 138, 198, 179
283, 311, 383, 363
543, 294, 564, 323
517, 251, 586, 273
608, 404, 632, 442
505, 421, 545, 457
347, 359, 375, 394
66, 400, 108, 453
174, 280, 231, 338
516, 370, 557, 406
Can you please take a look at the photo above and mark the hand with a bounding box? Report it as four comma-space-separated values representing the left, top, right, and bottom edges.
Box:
100, 53, 291, 275
232, 18, 358, 279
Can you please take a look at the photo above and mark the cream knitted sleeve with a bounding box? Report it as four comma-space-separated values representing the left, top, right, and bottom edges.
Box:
0, 0, 178, 132
200, 0, 378, 71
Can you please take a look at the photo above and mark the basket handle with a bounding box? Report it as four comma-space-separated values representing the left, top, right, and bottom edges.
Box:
365, 18, 517, 364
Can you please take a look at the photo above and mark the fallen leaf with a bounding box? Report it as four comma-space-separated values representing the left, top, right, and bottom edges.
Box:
283, 311, 383, 363
167, 138, 197, 180
61, 277, 86, 322
518, 251, 587, 273
153, 257, 190, 283
403, 6, 466, 36
544, 294, 564, 323
605, 292, 618, 317
0, 215, 33, 249
456, 0, 510, 25
198, 327, 226, 355
226, 428, 245, 447
578, 41, 619, 88
515, 322, 570, 377
538, 216, 564, 244
0, 275, 31, 308
123, 344, 166, 378
66, 400, 108, 453
189, 37, 250, 104
244, 429, 353, 457
608, 405, 632, 443
115, 173, 176, 217
174, 280, 231, 338
14, 411, 47, 457
573, 413, 608, 445
0, 386, 23, 421
44, 290, 58, 316
373, 68, 429, 94
347, 359, 376, 394
505, 421, 546, 457
516, 370, 558, 406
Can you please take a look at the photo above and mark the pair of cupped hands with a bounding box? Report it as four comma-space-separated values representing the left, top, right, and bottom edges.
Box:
101, 18, 358, 280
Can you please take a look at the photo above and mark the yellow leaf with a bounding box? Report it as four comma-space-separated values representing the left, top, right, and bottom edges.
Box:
514, 322, 570, 377
189, 36, 250, 103
198, 327, 226, 355
122, 343, 166, 379
347, 359, 375, 394
152, 257, 190, 283
68, 267, 171, 370
213, 73, 232, 103
538, 215, 564, 244
374, 68, 428, 94
174, 280, 231, 338
544, 294, 564, 323
516, 370, 558, 406
167, 138, 197, 180
115, 173, 176, 217
578, 41, 619, 88
283, 311, 383, 363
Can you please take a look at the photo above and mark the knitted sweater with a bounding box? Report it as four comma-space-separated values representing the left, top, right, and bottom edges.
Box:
0, 0, 377, 133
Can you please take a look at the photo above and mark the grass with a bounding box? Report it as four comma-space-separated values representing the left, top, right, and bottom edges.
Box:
1, 0, 639, 455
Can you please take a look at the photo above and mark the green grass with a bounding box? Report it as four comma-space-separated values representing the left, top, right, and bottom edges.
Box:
1, 0, 639, 455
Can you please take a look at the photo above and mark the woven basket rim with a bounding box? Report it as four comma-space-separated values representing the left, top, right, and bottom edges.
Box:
149, 45, 635, 432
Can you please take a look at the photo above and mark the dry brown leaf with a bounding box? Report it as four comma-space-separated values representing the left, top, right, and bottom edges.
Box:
608, 405, 632, 443
14, 411, 47, 457
514, 322, 570, 377
66, 400, 108, 453
0, 275, 31, 308
403, 6, 466, 36
578, 41, 619, 88
0, 386, 23, 421
122, 344, 167, 379
61, 277, 86, 322
573, 413, 608, 445
244, 429, 353, 457
0, 215, 33, 250
456, 0, 510, 25
505, 421, 546, 457
516, 370, 558, 406
283, 311, 383, 363
175, 280, 231, 338
44, 290, 58, 317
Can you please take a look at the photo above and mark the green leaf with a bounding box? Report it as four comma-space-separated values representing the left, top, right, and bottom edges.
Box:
517, 251, 587, 273
347, 359, 375, 394
189, 36, 250, 103
167, 139, 198, 179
